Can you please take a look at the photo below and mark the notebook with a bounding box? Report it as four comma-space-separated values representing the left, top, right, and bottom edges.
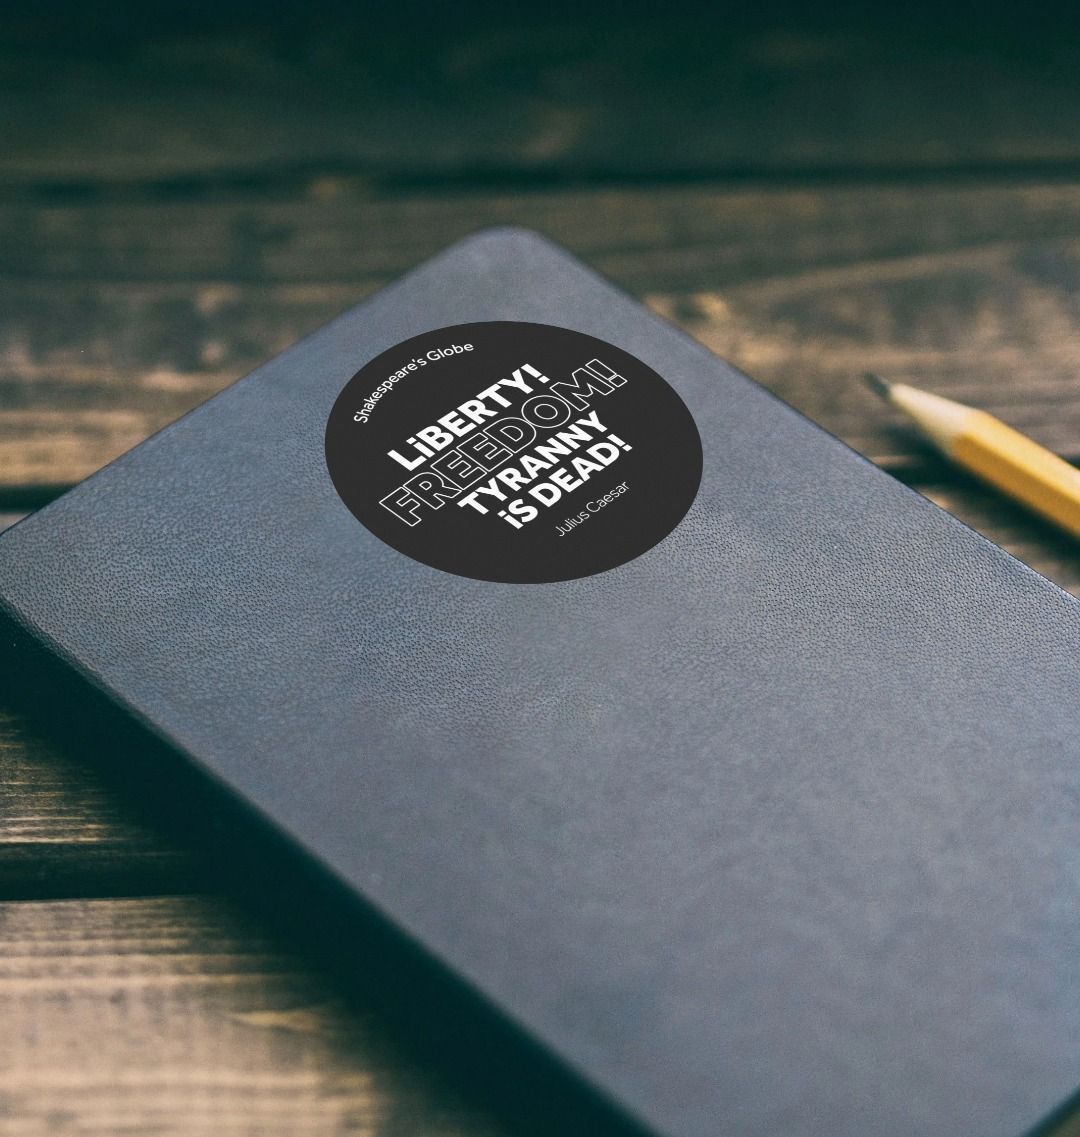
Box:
2, 227, 1079, 1137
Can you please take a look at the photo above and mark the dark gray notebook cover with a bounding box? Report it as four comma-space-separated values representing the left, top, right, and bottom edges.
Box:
2, 227, 1079, 1137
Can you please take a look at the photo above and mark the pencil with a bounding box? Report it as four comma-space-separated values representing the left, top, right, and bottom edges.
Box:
864, 373, 1080, 540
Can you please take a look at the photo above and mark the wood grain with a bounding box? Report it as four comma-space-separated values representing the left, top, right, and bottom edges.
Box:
7, 180, 1080, 288
0, 894, 506, 1137
3, 182, 1080, 487
5, 20, 1080, 184
4, 16, 1080, 1130
0, 711, 198, 899
0, 893, 1077, 1136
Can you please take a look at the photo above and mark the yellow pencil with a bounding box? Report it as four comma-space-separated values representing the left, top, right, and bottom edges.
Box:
864, 374, 1080, 540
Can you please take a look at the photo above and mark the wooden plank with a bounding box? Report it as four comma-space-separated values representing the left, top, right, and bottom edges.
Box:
0, 894, 508, 1136
0, 711, 198, 899
5, 20, 1080, 183
0, 893, 1077, 1136
3, 181, 1080, 490
6, 181, 1080, 288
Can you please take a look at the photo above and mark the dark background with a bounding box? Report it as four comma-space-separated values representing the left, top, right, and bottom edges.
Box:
3, 2, 1080, 1134
9, 1, 1080, 187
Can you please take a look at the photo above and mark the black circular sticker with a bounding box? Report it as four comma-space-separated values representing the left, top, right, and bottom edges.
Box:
324, 322, 702, 584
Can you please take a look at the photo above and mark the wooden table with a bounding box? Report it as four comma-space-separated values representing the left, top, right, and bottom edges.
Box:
2, 12, 1080, 1135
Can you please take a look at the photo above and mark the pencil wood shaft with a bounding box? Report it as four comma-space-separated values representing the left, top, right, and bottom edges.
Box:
953, 410, 1080, 539
868, 376, 1080, 540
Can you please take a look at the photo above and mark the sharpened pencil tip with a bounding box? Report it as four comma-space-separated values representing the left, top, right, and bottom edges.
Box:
863, 372, 892, 400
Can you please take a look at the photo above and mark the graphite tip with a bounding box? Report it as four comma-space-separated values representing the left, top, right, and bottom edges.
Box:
863, 372, 892, 400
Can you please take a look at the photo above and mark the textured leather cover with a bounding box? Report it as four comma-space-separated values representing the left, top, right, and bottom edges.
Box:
2, 228, 1079, 1137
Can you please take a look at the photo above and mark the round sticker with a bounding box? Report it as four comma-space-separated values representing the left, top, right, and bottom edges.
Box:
324, 322, 702, 584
